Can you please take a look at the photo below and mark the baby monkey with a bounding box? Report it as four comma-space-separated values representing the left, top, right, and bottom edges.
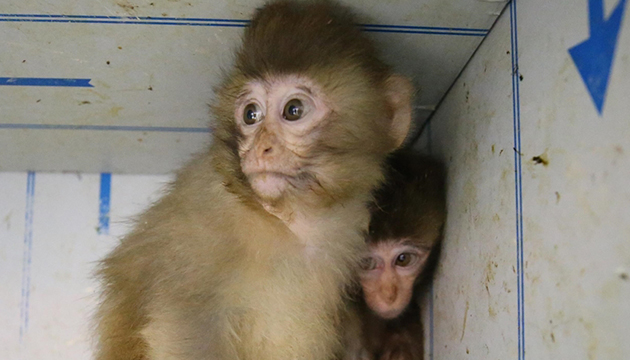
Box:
349, 151, 446, 360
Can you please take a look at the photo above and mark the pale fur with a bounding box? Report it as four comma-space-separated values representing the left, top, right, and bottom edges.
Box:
95, 148, 372, 360
94, 2, 413, 359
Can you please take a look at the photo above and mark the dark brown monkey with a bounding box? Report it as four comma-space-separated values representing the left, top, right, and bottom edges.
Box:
346, 151, 446, 360
94, 2, 414, 360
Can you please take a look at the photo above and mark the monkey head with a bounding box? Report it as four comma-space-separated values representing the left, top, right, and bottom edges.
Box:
359, 240, 430, 319
359, 152, 446, 319
210, 1, 413, 210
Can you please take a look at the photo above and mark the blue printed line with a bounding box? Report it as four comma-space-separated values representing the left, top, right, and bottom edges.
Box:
362, 28, 486, 36
98, 173, 111, 235
361, 23, 487, 33
19, 171, 36, 342
0, 123, 210, 133
0, 18, 247, 27
0, 77, 93, 87
509, 1, 525, 360
0, 14, 489, 36
0, 13, 249, 23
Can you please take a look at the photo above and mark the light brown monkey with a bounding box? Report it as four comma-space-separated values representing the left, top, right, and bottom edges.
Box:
94, 2, 413, 360
346, 151, 446, 360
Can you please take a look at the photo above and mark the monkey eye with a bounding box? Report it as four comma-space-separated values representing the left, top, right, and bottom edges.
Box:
360, 257, 378, 271
282, 99, 304, 121
394, 252, 416, 267
243, 103, 263, 125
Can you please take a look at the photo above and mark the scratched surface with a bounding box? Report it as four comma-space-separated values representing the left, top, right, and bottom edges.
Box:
425, 0, 630, 359
0, 0, 506, 174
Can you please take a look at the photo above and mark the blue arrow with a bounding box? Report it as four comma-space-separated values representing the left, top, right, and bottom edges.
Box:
569, 0, 627, 115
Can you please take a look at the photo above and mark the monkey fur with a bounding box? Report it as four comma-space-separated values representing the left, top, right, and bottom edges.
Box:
94, 1, 413, 360
347, 151, 446, 360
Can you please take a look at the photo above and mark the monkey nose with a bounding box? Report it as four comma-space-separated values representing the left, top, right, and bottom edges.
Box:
382, 284, 398, 304
256, 144, 273, 157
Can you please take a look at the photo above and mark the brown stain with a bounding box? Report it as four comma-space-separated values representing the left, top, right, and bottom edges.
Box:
460, 301, 469, 341
487, 305, 497, 318
484, 260, 498, 318
555, 191, 561, 204
3, 211, 12, 230
491, 144, 495, 154
117, 1, 137, 13
91, 80, 111, 91
579, 318, 598, 360
109, 106, 124, 117
532, 150, 549, 166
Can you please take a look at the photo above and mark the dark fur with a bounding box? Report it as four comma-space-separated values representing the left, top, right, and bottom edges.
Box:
358, 150, 446, 360
237, 1, 387, 82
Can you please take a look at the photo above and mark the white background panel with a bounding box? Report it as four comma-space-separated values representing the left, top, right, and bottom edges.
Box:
0, 173, 170, 359
0, 0, 506, 173
425, 0, 630, 359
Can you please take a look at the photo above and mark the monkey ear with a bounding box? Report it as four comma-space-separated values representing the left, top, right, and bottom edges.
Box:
385, 74, 414, 149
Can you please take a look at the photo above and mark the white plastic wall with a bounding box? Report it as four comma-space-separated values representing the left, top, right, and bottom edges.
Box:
420, 0, 630, 359
0, 172, 171, 358
0, 0, 505, 174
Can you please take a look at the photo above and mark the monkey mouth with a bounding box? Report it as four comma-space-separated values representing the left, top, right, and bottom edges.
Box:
247, 171, 296, 198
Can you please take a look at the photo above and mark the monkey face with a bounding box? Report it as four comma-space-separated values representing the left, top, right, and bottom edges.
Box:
359, 241, 430, 319
235, 75, 331, 202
